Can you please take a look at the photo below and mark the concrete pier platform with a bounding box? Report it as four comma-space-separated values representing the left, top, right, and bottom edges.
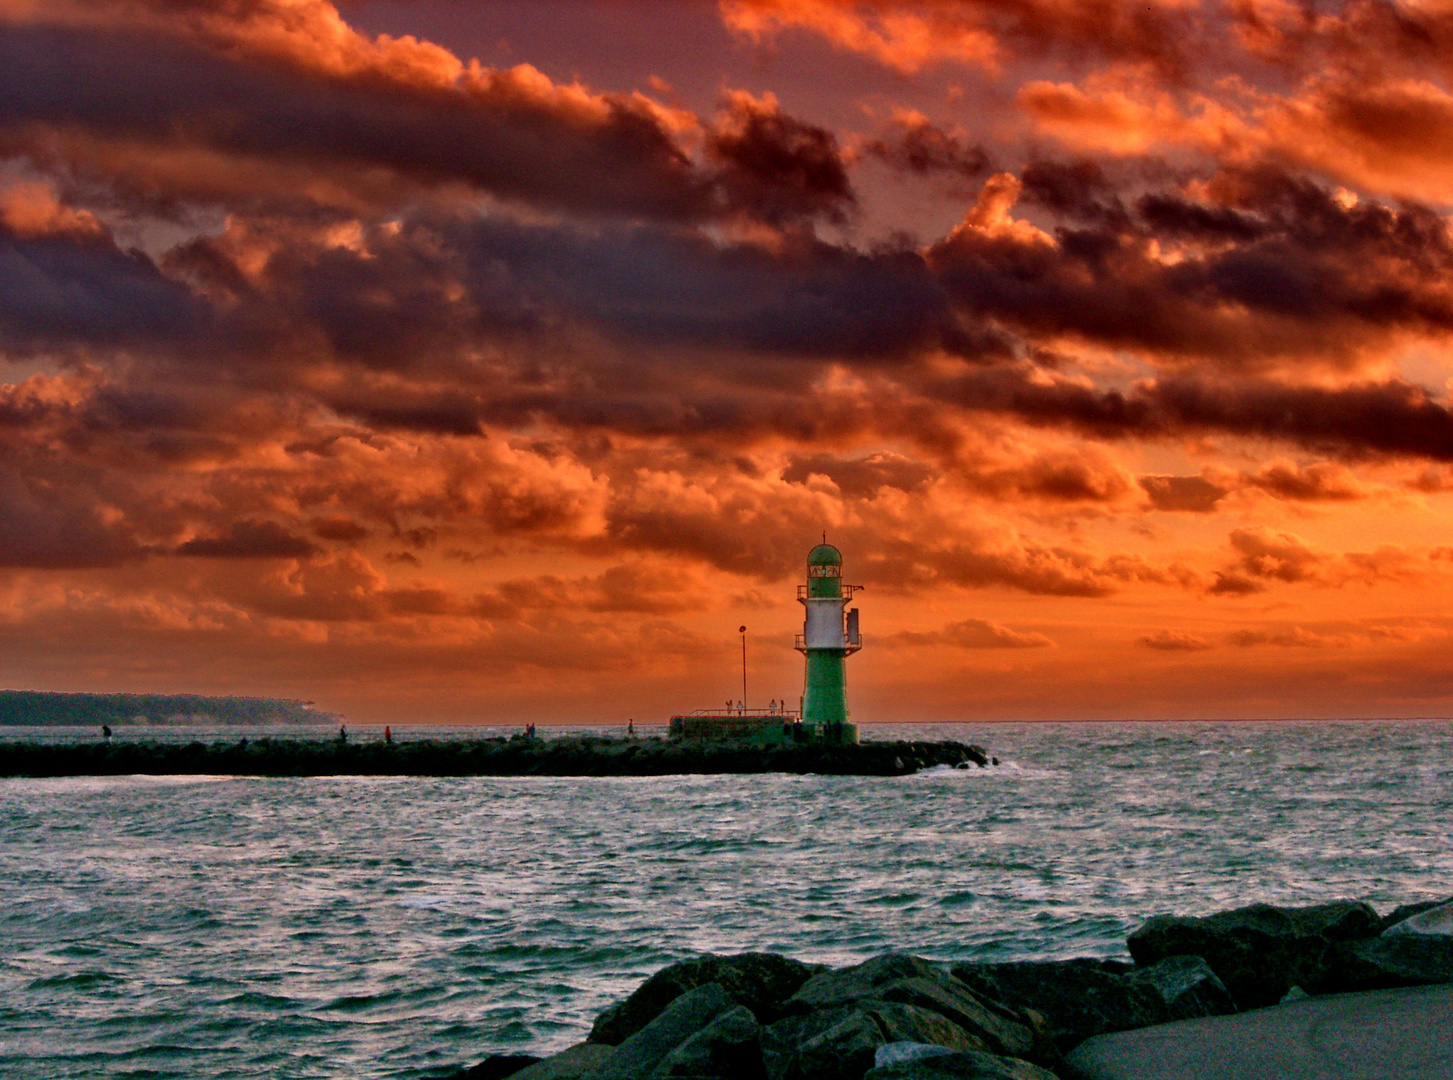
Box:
1064, 983, 1453, 1080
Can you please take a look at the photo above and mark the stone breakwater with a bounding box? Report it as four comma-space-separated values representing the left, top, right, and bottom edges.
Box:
0, 735, 992, 777
442, 897, 1453, 1080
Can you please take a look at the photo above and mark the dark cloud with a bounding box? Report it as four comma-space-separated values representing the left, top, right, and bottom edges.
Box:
1243, 461, 1365, 501
313, 517, 369, 542
0, 223, 201, 355
0, 468, 147, 568
1140, 475, 1228, 513
888, 617, 1053, 648
176, 520, 320, 559
706, 92, 856, 226
933, 366, 1453, 464
724, 0, 1205, 79
929, 168, 1453, 367
1139, 630, 1212, 651
1208, 572, 1263, 597
0, 23, 719, 221
862, 114, 992, 180
782, 451, 934, 495
1020, 158, 1122, 222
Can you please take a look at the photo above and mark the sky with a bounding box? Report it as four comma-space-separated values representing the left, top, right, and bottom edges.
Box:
7, 0, 1453, 724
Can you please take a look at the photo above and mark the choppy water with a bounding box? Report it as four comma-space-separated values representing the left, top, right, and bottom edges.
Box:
2, 720, 1451, 1079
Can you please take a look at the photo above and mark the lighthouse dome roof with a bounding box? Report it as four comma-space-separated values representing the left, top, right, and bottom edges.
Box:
807, 543, 842, 566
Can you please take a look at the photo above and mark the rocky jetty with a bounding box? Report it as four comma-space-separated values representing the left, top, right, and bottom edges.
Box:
441, 897, 1453, 1080
0, 734, 993, 778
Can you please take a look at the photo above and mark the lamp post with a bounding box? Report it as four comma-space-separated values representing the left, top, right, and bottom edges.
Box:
739, 625, 747, 712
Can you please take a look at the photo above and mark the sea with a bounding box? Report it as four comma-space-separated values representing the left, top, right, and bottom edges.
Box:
1, 719, 1450, 1079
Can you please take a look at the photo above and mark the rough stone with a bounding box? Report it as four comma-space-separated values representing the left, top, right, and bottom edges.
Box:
863, 1050, 1062, 1080
1379, 897, 1453, 934
760, 1000, 987, 1080
1062, 983, 1453, 1080
648, 1003, 765, 1079
874, 978, 1034, 1059
593, 982, 737, 1080
1326, 935, 1453, 991
508, 1045, 614, 1080
1121, 956, 1235, 1020
590, 953, 822, 1045
1384, 900, 1453, 938
781, 953, 1032, 1058
440, 1054, 543, 1080
776, 1008, 887, 1080
762, 1007, 861, 1080
1125, 900, 1381, 1009
868, 1001, 987, 1054
785, 954, 952, 1014
876, 1043, 959, 1068
951, 959, 1164, 1055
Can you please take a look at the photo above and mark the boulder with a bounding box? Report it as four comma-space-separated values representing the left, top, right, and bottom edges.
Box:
1325, 935, 1453, 992
1379, 897, 1453, 934
773, 1007, 886, 1080
869, 1001, 987, 1054
785, 955, 951, 1014
1384, 900, 1453, 938
873, 978, 1034, 1059
648, 1003, 765, 1079
508, 1045, 614, 1080
875, 1043, 959, 1069
593, 982, 737, 1080
591, 953, 822, 1045
1125, 900, 1381, 1009
762, 1007, 861, 1080
761, 1001, 985, 1080
783, 954, 1032, 1058
440, 1054, 543, 1080
1122, 956, 1235, 1020
951, 959, 1164, 1055
863, 1050, 1062, 1080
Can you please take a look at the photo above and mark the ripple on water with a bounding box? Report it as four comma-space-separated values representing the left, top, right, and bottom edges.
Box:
0, 720, 1451, 1080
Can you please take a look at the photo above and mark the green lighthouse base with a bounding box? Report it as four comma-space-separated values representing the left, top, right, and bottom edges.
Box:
667, 711, 856, 745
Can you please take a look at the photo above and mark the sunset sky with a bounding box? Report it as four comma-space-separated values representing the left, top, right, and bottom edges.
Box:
8, 0, 1453, 723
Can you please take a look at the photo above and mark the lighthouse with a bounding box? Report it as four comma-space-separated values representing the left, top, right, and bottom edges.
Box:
795, 542, 862, 744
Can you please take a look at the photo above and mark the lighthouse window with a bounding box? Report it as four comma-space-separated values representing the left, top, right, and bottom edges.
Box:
808, 564, 841, 577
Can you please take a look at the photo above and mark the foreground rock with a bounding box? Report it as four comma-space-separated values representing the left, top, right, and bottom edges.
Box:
0, 735, 993, 778
1328, 935, 1453, 991
590, 953, 822, 1044
865, 1048, 1062, 1080
439, 1054, 542, 1080
1384, 898, 1453, 937
1126, 900, 1380, 1009
443, 896, 1453, 1080
592, 983, 748, 1079
1063, 983, 1453, 1080
952, 957, 1233, 1054
781, 954, 1036, 1059
509, 1047, 611, 1080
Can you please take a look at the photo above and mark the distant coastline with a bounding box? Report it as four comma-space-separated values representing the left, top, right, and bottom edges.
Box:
0, 689, 340, 728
